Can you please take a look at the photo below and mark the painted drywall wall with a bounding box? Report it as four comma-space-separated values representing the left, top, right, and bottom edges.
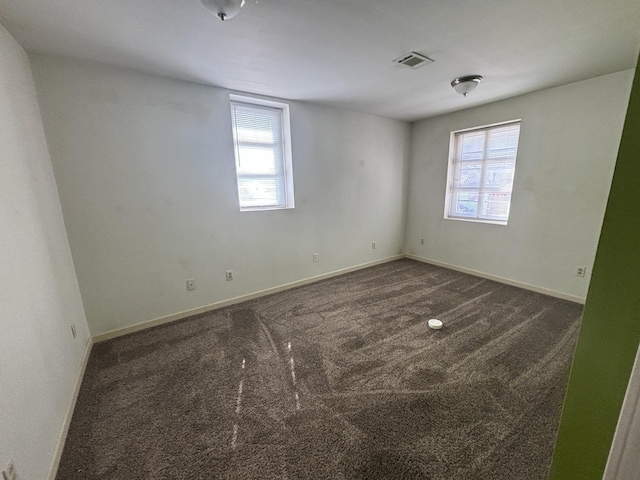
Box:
0, 26, 90, 480
550, 56, 640, 480
405, 70, 634, 301
29, 55, 410, 336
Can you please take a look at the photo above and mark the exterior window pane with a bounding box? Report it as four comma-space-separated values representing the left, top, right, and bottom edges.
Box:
454, 191, 479, 216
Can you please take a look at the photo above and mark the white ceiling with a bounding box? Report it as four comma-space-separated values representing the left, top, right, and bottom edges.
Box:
1, 0, 639, 121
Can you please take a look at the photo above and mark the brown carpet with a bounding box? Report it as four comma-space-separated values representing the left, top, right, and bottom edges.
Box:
57, 259, 582, 479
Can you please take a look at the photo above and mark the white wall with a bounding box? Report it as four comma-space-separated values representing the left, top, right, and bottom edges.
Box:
604, 341, 640, 480
405, 70, 634, 301
0, 26, 90, 480
29, 55, 410, 337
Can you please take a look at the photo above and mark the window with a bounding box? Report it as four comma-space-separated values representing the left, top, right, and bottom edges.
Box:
230, 95, 294, 211
445, 120, 521, 225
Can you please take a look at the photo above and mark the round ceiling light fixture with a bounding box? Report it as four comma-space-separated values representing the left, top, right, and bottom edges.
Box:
451, 75, 483, 97
201, 0, 246, 21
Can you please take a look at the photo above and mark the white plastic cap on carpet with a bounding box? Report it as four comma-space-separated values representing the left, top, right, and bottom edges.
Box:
428, 319, 443, 330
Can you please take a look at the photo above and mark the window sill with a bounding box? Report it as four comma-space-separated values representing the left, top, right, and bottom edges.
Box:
240, 205, 295, 212
444, 216, 508, 226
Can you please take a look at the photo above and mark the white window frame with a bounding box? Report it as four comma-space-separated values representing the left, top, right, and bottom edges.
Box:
229, 94, 295, 212
444, 119, 521, 225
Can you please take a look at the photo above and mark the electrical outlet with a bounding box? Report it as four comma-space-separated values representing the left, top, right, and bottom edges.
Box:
226, 270, 234, 281
3, 460, 16, 480
575, 266, 586, 277
421, 238, 425, 245
186, 279, 196, 290
371, 242, 376, 250
312, 253, 318, 262
71, 324, 77, 339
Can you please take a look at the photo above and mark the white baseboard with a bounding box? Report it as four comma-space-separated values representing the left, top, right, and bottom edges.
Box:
92, 255, 405, 343
48, 337, 93, 480
93, 305, 208, 344
405, 253, 586, 304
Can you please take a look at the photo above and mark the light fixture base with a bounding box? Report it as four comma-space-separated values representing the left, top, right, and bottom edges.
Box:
451, 75, 483, 97
201, 0, 245, 21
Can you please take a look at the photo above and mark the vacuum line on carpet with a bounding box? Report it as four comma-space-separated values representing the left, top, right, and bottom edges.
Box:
230, 358, 246, 449
287, 342, 301, 410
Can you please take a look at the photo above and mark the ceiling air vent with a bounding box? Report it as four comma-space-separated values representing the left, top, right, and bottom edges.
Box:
393, 52, 434, 69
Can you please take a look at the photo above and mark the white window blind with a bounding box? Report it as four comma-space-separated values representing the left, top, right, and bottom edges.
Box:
445, 121, 521, 224
230, 97, 294, 211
